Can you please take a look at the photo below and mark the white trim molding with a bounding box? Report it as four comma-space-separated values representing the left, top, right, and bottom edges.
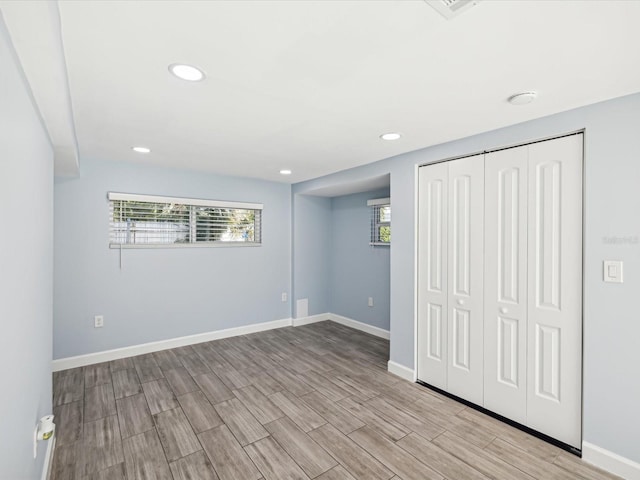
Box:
367, 197, 391, 207
108, 191, 263, 211
41, 435, 55, 480
582, 442, 640, 480
328, 313, 390, 340
52, 313, 392, 372
387, 360, 415, 382
52, 318, 292, 371
291, 313, 331, 327
291, 312, 390, 340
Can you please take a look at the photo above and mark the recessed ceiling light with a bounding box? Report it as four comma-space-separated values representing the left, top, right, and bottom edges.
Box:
280, 169, 292, 175
168, 63, 205, 82
132, 146, 151, 154
508, 91, 537, 106
380, 132, 402, 141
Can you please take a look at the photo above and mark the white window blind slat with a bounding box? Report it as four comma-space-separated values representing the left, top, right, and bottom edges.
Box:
108, 192, 262, 247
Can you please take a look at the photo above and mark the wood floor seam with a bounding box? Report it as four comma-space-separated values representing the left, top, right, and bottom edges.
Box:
49, 321, 621, 480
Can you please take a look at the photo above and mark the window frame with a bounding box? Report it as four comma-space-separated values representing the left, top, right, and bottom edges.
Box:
368, 197, 391, 246
107, 192, 263, 248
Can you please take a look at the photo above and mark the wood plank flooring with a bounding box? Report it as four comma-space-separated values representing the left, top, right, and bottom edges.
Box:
51, 321, 620, 480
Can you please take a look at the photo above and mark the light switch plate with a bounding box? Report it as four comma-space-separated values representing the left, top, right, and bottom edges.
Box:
603, 261, 623, 283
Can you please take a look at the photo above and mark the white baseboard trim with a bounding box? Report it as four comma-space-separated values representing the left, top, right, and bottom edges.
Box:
291, 313, 331, 327
52, 318, 293, 371
582, 441, 640, 480
41, 435, 55, 480
387, 360, 415, 382
328, 313, 390, 340
53, 312, 391, 372
291, 312, 390, 340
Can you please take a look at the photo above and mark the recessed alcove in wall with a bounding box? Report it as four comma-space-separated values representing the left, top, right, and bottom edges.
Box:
292, 174, 391, 345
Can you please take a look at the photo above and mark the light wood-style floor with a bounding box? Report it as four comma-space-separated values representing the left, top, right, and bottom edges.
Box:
51, 321, 618, 480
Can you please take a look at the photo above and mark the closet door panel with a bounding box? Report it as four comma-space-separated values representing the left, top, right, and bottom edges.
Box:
417, 162, 449, 389
526, 134, 583, 448
447, 155, 484, 405
484, 146, 528, 423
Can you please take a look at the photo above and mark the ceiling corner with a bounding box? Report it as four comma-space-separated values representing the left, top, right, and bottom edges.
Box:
53, 146, 79, 178
1, 0, 80, 177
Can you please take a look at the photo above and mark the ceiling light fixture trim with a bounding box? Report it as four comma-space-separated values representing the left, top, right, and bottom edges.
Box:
169, 63, 205, 82
508, 91, 538, 106
380, 132, 402, 141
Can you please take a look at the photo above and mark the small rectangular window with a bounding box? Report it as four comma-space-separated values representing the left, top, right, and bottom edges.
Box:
108, 192, 262, 248
368, 197, 391, 246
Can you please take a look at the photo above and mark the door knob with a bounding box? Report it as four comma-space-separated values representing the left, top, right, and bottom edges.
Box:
500, 307, 508, 314
457, 299, 464, 306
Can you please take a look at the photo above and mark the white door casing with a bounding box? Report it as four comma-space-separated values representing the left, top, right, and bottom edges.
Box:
484, 145, 529, 424
447, 155, 485, 405
417, 162, 448, 389
526, 134, 583, 448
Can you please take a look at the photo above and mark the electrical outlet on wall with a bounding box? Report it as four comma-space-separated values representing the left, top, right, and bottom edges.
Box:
368, 297, 374, 307
94, 315, 104, 328
281, 292, 287, 302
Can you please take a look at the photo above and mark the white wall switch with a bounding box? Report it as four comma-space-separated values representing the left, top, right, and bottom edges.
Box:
603, 261, 623, 283
368, 297, 374, 307
94, 315, 104, 328
281, 292, 287, 302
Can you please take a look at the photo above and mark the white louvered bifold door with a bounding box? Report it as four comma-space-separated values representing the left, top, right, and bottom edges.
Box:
526, 134, 583, 448
446, 155, 485, 405
417, 162, 449, 389
484, 145, 529, 424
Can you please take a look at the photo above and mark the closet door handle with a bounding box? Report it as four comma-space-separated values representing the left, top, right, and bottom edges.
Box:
500, 307, 508, 314
457, 299, 464, 306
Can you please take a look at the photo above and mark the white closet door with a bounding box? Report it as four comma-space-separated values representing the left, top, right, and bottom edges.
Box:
484, 145, 528, 423
446, 155, 485, 404
526, 134, 583, 448
417, 162, 448, 389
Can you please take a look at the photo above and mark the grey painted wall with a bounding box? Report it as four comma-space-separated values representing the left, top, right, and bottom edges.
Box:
292, 194, 332, 316
330, 189, 390, 330
293, 93, 640, 463
0, 15, 54, 479
54, 158, 291, 358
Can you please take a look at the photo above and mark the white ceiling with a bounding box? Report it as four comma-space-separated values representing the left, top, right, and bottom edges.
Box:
32, 1, 640, 181
302, 174, 390, 198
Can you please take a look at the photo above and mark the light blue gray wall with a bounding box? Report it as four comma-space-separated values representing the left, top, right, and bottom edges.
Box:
54, 158, 291, 358
292, 194, 332, 316
330, 189, 390, 330
293, 93, 640, 463
0, 15, 54, 479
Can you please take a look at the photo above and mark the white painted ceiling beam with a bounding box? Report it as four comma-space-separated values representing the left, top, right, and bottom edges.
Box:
0, 0, 79, 177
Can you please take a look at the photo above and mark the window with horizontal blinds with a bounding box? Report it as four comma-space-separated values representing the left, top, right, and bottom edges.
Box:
108, 192, 262, 247
368, 197, 391, 245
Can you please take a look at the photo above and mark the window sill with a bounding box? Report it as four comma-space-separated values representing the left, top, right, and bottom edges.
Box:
109, 242, 262, 249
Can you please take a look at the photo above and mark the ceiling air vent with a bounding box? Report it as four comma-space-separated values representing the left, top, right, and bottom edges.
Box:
424, 0, 481, 20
